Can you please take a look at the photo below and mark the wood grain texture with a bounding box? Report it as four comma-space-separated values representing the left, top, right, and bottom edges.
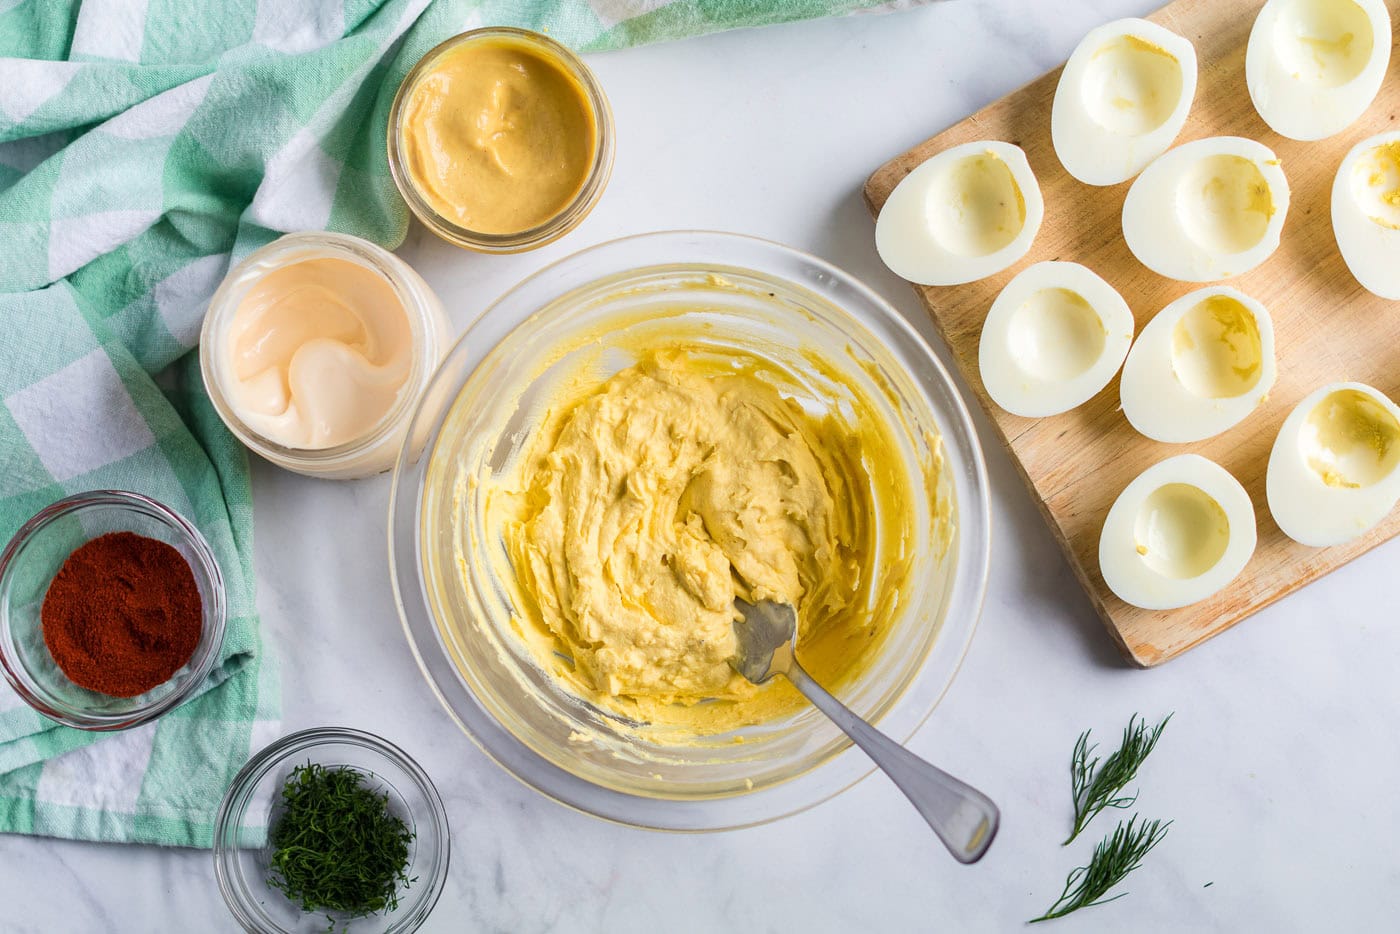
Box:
864, 0, 1400, 667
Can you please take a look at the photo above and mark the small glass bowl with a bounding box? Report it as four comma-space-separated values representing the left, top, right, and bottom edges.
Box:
0, 490, 227, 730
200, 231, 451, 480
387, 27, 615, 253
214, 727, 450, 934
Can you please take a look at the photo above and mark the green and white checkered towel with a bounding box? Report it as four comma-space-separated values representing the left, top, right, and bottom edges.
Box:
0, 0, 906, 847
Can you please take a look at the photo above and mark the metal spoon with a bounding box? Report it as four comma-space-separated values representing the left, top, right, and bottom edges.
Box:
731, 599, 999, 863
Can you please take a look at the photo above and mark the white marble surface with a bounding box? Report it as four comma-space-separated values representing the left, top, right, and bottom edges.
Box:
6, 0, 1400, 930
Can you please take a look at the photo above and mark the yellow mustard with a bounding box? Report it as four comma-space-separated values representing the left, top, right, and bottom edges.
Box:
399, 35, 598, 235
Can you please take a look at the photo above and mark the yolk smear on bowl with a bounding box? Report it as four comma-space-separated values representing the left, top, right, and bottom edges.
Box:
399, 35, 597, 235
488, 345, 916, 737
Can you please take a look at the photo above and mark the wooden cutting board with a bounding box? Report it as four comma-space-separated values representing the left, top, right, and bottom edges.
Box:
864, 0, 1400, 667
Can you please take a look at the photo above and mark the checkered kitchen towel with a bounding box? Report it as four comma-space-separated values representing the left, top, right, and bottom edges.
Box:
0, 0, 908, 846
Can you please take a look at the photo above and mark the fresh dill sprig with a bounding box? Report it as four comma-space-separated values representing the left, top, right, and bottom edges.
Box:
1065, 713, 1170, 844
1029, 815, 1171, 923
267, 762, 416, 925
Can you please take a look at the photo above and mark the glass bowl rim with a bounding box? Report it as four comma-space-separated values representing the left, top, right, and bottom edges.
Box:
388, 229, 992, 831
212, 726, 452, 934
0, 488, 228, 731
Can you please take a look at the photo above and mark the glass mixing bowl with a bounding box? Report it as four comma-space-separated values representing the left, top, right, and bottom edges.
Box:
388, 231, 990, 830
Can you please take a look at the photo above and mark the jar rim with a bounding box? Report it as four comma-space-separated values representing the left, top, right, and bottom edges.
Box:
385, 27, 616, 254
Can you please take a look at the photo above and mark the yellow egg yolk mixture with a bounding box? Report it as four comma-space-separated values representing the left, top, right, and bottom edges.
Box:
488, 346, 917, 737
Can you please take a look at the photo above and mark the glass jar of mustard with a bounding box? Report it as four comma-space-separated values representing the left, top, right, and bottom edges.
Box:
387, 27, 615, 253
199, 231, 451, 480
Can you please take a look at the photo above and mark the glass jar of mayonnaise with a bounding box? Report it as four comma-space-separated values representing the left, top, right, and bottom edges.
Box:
199, 231, 450, 479
387, 27, 615, 253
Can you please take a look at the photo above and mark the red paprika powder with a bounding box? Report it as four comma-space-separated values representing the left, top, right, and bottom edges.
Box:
41, 531, 202, 698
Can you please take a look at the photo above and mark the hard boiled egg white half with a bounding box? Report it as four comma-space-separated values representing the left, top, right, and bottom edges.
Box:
1267, 381, 1400, 546
1332, 131, 1400, 299
876, 141, 1044, 287
978, 261, 1135, 418
1247, 0, 1392, 142
1052, 18, 1198, 186
1100, 454, 1257, 611
1122, 137, 1290, 282
1119, 286, 1277, 443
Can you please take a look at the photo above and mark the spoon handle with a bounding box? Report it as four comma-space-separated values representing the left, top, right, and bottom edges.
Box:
784, 662, 1000, 863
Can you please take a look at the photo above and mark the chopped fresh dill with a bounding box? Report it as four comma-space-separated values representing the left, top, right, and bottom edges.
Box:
1065, 713, 1171, 844
1029, 815, 1171, 923
267, 762, 416, 926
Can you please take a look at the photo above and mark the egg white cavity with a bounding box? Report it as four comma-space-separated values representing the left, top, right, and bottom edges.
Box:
1119, 287, 1276, 443
979, 261, 1134, 418
876, 141, 1044, 287
1135, 484, 1231, 579
1303, 390, 1400, 486
1052, 19, 1198, 186
1008, 290, 1104, 380
1267, 382, 1400, 546
1122, 137, 1289, 281
1099, 454, 1257, 610
1333, 132, 1400, 298
1170, 296, 1266, 400
1246, 0, 1391, 141
1178, 156, 1273, 254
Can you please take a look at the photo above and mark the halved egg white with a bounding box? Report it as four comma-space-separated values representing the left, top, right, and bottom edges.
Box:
1122, 137, 1290, 282
1332, 131, 1400, 298
1267, 381, 1400, 546
1100, 454, 1257, 610
1247, 0, 1392, 142
1119, 286, 1277, 443
978, 261, 1135, 417
1052, 18, 1198, 186
876, 141, 1045, 287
